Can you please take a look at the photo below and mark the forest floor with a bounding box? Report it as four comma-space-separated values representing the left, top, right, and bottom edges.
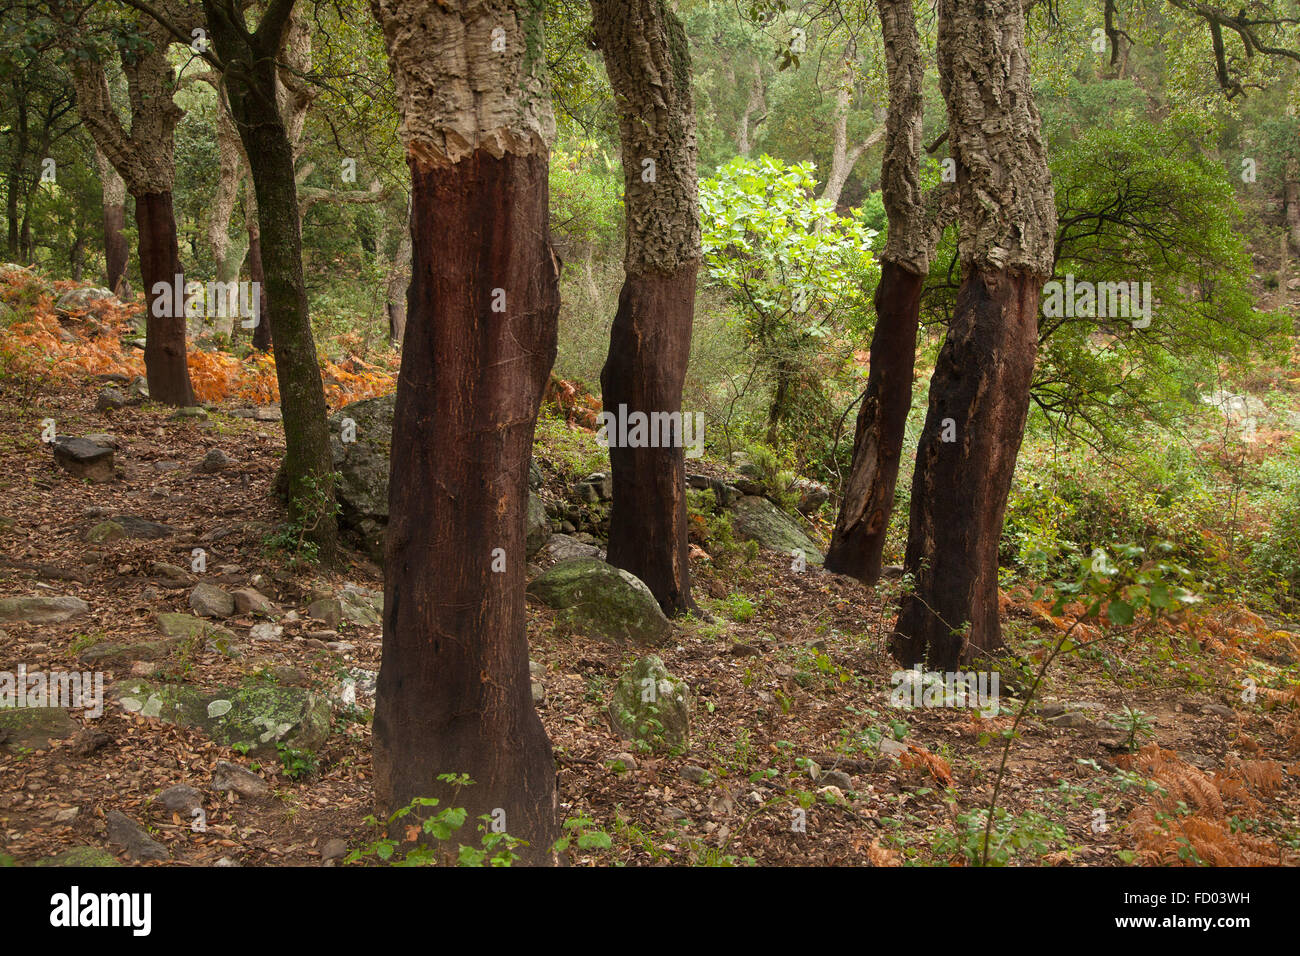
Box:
2, 370, 1298, 867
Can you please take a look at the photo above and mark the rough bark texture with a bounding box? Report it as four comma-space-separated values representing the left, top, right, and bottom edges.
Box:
385, 199, 412, 346
593, 0, 701, 617
207, 96, 248, 336
93, 147, 129, 295
825, 0, 929, 585
203, 0, 339, 564
821, 49, 885, 212
136, 191, 195, 406
369, 0, 562, 864
68, 14, 193, 403
891, 0, 1056, 669
246, 228, 272, 351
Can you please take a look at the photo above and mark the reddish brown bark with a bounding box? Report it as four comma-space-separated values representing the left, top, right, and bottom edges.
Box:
103, 201, 128, 297
135, 190, 194, 406
891, 269, 1040, 669
374, 150, 561, 864
824, 260, 923, 583
602, 268, 698, 616
246, 229, 272, 352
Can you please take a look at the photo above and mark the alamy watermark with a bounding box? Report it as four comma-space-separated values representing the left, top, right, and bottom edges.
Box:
595, 404, 705, 459
1, 664, 104, 718
151, 275, 261, 328
1041, 274, 1152, 329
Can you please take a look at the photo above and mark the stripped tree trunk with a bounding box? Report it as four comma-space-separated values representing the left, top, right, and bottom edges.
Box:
891, 0, 1056, 670
593, 0, 701, 617
820, 47, 885, 212
369, 0, 562, 864
825, 0, 933, 584
68, 15, 194, 405
385, 196, 412, 346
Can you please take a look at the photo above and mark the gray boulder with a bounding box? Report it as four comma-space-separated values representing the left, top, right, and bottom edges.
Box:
52, 437, 114, 483
527, 558, 671, 646
111, 678, 331, 757
0, 707, 79, 751
608, 655, 691, 752
0, 595, 90, 623
55, 287, 117, 319
730, 496, 824, 565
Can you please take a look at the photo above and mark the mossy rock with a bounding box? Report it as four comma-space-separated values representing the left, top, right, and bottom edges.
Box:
110, 678, 331, 757
0, 706, 78, 750
729, 496, 824, 565
79, 638, 175, 666
608, 655, 691, 753
156, 612, 234, 643
526, 558, 671, 646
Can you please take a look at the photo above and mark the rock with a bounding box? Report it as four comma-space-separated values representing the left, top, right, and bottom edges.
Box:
0, 707, 78, 750
687, 473, 742, 508
680, 765, 711, 784
527, 558, 672, 646
83, 433, 121, 449
321, 838, 348, 862
156, 612, 234, 643
1047, 711, 1094, 729
171, 406, 208, 420
793, 477, 830, 515
211, 760, 270, 799
338, 587, 382, 626
151, 562, 193, 585
80, 638, 174, 666
0, 595, 90, 623
819, 769, 853, 790
529, 459, 543, 490
55, 287, 117, 318
326, 641, 356, 655
95, 387, 127, 412
198, 448, 232, 473
111, 678, 331, 756
729, 642, 762, 657
112, 515, 175, 539
610, 752, 638, 771
105, 809, 169, 861
329, 395, 396, 560
190, 582, 235, 618
34, 846, 122, 867
531, 679, 545, 704
84, 520, 126, 544
526, 492, 550, 556
608, 655, 691, 752
231, 588, 276, 617
70, 728, 113, 756
574, 472, 613, 503
540, 533, 601, 564
156, 784, 203, 814
52, 437, 115, 483
307, 597, 343, 627
249, 622, 281, 643
878, 737, 908, 758
1201, 703, 1235, 718
729, 496, 824, 565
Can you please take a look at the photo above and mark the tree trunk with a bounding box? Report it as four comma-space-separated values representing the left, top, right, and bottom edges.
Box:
94, 146, 129, 295
136, 190, 195, 406
825, 261, 922, 581
891, 0, 1056, 669
825, 0, 933, 585
593, 0, 701, 617
247, 226, 272, 351
204, 0, 339, 564
891, 270, 1040, 669
385, 201, 412, 346
370, 0, 562, 864
1285, 158, 1300, 256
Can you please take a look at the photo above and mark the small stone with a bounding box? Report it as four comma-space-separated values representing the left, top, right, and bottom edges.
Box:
878, 737, 908, 758
96, 387, 127, 411
325, 641, 356, 655
531, 679, 545, 703
1047, 711, 1094, 729
105, 809, 169, 861
680, 765, 711, 784
610, 752, 638, 771
171, 406, 208, 420
1201, 703, 1235, 718
52, 437, 115, 483
156, 784, 203, 814
0, 595, 91, 623
307, 598, 343, 627
70, 728, 113, 757
53, 806, 81, 823
211, 760, 270, 799
231, 588, 276, 617
321, 838, 348, 862
819, 770, 853, 791
198, 448, 233, 473
190, 582, 235, 618
250, 622, 282, 642
729, 642, 762, 657
84, 520, 126, 544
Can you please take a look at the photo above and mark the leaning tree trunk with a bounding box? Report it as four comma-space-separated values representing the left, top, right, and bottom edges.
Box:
891, 0, 1056, 670
825, 0, 932, 584
136, 190, 195, 406
593, 0, 701, 617
203, 0, 340, 565
370, 0, 562, 864
94, 147, 129, 296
